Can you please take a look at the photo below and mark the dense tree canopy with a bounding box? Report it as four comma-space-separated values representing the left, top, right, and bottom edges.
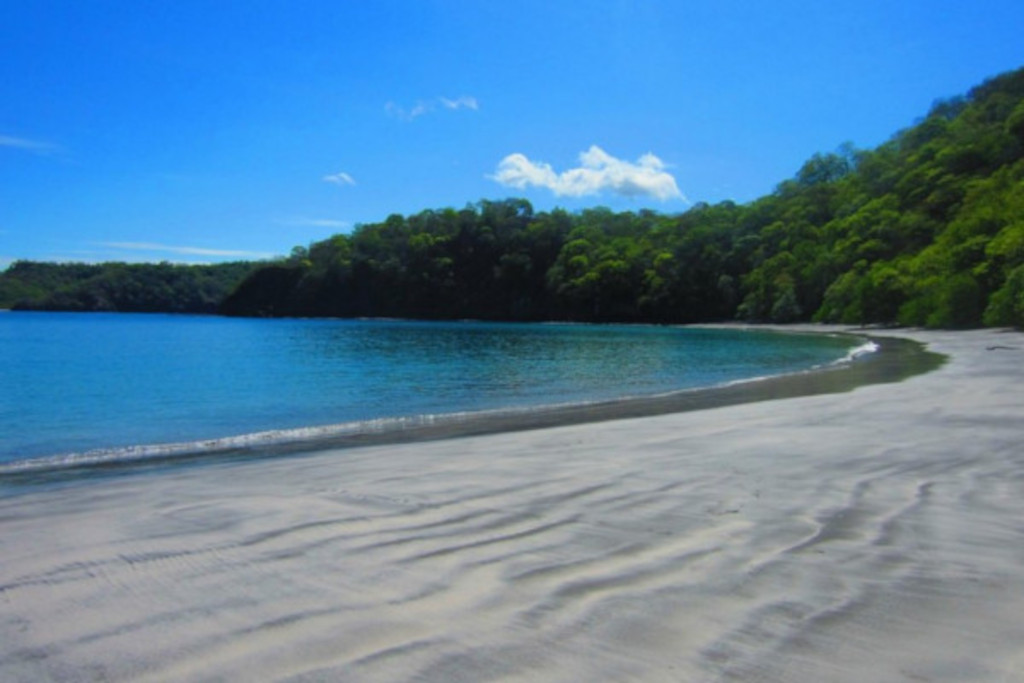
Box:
0, 261, 258, 314
7, 67, 1024, 328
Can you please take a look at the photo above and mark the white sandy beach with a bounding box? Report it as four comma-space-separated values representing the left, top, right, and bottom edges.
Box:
1, 326, 1023, 682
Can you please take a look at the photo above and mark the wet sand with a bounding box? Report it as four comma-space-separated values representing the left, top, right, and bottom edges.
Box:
1, 326, 1022, 681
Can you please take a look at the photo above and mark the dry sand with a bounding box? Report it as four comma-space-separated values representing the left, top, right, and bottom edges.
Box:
1, 327, 1023, 682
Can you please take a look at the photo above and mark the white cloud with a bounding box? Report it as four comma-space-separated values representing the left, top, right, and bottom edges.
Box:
323, 171, 356, 186
491, 145, 686, 202
0, 134, 61, 156
101, 242, 276, 259
386, 95, 479, 121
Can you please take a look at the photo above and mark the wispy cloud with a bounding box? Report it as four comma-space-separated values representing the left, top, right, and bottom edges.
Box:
491, 145, 686, 202
0, 134, 62, 156
278, 217, 350, 230
386, 95, 479, 121
439, 95, 478, 111
386, 101, 429, 121
323, 171, 356, 186
101, 242, 276, 259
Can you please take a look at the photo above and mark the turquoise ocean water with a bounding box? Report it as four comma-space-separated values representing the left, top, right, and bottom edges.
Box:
0, 312, 867, 474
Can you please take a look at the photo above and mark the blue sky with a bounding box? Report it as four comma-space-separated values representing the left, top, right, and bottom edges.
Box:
2, 0, 1023, 266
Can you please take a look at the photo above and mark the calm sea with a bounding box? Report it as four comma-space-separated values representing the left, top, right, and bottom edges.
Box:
0, 312, 864, 473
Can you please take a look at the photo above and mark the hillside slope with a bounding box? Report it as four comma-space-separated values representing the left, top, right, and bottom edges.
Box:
224, 67, 1024, 328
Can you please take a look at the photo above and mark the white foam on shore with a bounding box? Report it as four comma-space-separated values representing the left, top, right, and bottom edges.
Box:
0, 405, 581, 477
834, 339, 880, 363
0, 414, 450, 475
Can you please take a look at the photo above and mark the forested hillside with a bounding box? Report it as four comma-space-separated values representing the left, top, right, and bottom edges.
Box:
223, 68, 1024, 328
0, 261, 258, 314
7, 67, 1024, 327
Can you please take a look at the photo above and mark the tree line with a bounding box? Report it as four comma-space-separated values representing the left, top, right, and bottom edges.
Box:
0, 261, 258, 314
5, 66, 1024, 328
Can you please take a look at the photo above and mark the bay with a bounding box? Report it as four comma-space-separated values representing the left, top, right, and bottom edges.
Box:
0, 312, 860, 471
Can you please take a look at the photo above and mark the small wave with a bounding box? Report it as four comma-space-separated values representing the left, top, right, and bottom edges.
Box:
0, 403, 578, 479
833, 341, 880, 365
0, 417, 425, 476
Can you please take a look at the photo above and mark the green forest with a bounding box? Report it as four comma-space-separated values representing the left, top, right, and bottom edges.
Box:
5, 67, 1024, 328
0, 261, 257, 314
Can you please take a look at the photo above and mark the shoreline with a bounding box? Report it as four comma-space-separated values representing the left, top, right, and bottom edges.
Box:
1, 326, 1023, 681
1, 326, 938, 488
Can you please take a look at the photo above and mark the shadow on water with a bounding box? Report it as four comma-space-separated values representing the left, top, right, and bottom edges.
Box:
0, 333, 945, 492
